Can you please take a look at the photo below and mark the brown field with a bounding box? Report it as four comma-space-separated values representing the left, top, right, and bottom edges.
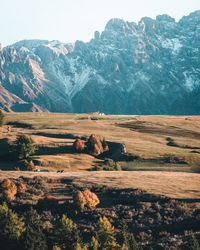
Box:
0, 171, 199, 201
1, 113, 200, 171
1, 113, 200, 249
0, 112, 200, 202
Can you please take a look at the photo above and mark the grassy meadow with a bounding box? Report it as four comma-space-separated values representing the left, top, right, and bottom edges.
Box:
0, 112, 200, 249
0, 112, 200, 200
1, 112, 200, 171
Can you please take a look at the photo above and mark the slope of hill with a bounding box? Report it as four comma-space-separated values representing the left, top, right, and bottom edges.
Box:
0, 11, 200, 114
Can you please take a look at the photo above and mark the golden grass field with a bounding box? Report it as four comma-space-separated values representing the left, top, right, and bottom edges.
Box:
0, 171, 199, 201
0, 112, 200, 201
1, 113, 200, 169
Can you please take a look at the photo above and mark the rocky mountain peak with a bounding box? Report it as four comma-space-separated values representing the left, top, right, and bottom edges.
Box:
179, 10, 200, 25
156, 14, 175, 23
105, 18, 127, 30
11, 39, 49, 51
1, 11, 200, 114
94, 31, 100, 40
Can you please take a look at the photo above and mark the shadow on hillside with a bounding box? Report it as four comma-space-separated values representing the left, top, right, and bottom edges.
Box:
0, 138, 16, 161
191, 150, 200, 154
118, 120, 200, 139
166, 137, 200, 150
34, 132, 87, 140
167, 143, 200, 150
34, 133, 137, 161
35, 145, 75, 156
96, 141, 139, 162
190, 165, 200, 174
34, 132, 155, 163
176, 198, 200, 203
50, 187, 72, 202
7, 121, 33, 129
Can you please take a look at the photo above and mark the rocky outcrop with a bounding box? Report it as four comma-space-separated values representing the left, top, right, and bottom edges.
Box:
1, 11, 200, 114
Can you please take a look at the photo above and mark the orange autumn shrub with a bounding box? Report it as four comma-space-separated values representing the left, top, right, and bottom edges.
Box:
73, 139, 85, 152
73, 191, 87, 208
1, 179, 17, 200
83, 189, 100, 207
73, 189, 99, 208
17, 183, 26, 193
87, 134, 104, 156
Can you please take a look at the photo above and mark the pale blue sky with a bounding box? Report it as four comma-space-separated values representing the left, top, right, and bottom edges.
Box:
1, 0, 200, 47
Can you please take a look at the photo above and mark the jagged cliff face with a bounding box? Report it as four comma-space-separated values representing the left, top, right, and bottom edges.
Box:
0, 11, 200, 114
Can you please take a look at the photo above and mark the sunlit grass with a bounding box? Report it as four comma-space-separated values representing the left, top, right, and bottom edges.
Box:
2, 113, 200, 172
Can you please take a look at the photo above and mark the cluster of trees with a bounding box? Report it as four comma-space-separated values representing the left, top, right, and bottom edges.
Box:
3, 198, 200, 250
0, 200, 141, 250
73, 134, 109, 156
0, 202, 47, 250
0, 199, 199, 250
1, 111, 121, 172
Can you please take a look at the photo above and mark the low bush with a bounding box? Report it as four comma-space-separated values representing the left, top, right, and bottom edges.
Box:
38, 196, 58, 207
73, 190, 100, 209
115, 163, 122, 171
17, 183, 26, 193
73, 139, 85, 152
102, 162, 122, 171
0, 179, 17, 200
22, 160, 35, 171
0, 193, 11, 205
103, 165, 115, 171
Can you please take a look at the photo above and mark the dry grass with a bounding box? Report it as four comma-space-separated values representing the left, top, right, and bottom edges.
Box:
0, 171, 199, 201
1, 113, 200, 171
1, 113, 200, 204
1, 113, 200, 249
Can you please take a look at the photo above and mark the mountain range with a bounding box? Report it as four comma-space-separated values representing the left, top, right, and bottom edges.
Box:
0, 10, 200, 114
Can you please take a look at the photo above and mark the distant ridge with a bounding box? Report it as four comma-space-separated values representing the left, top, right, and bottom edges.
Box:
0, 10, 200, 114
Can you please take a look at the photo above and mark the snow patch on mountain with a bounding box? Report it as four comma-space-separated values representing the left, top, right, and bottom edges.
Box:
45, 43, 68, 56
49, 56, 95, 98
183, 72, 200, 91
70, 66, 94, 97
127, 72, 149, 92
28, 59, 46, 81
68, 57, 78, 74
161, 38, 182, 54
20, 47, 30, 53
